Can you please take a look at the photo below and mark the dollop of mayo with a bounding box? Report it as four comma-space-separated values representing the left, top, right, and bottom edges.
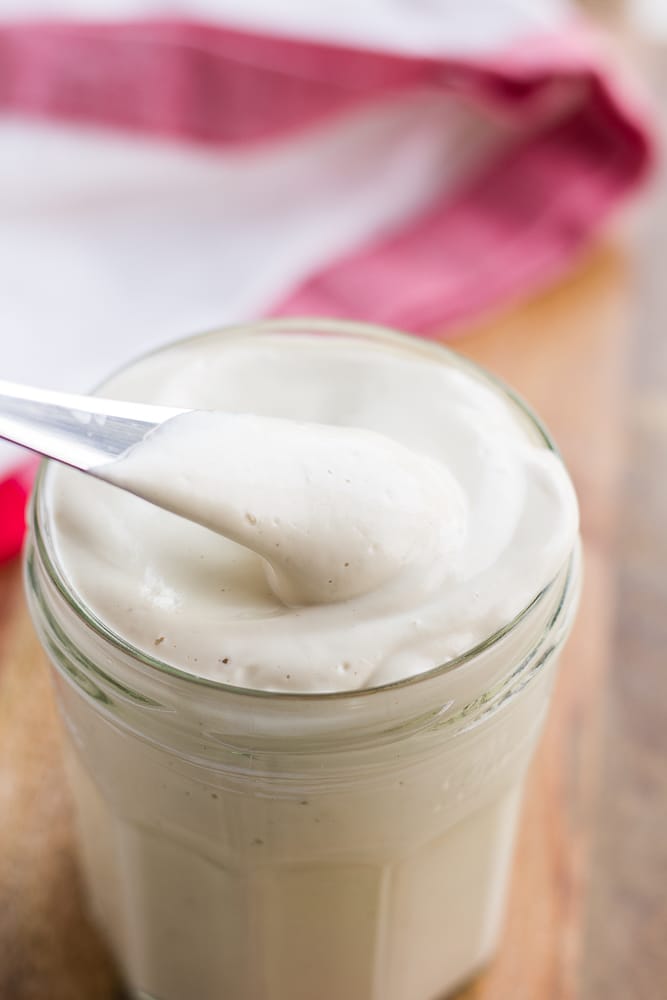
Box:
100, 411, 467, 606
47, 330, 578, 692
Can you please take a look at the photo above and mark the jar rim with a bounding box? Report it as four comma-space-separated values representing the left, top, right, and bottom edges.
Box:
29, 316, 577, 704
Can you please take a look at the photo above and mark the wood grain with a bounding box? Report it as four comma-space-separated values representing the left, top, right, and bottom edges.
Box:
579, 45, 667, 1000
0, 567, 120, 1000
451, 244, 631, 1000
0, 243, 634, 1000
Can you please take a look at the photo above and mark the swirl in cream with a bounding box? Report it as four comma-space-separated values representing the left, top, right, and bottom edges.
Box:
47, 328, 578, 692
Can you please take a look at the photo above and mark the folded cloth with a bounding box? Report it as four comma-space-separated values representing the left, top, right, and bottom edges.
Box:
0, 0, 654, 560
0, 461, 37, 562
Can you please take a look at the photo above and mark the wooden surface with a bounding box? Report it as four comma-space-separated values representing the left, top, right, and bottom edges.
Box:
0, 573, 118, 1000
579, 48, 667, 1000
457, 245, 631, 1000
0, 237, 651, 1000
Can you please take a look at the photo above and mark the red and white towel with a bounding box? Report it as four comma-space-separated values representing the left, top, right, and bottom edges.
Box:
0, 0, 654, 561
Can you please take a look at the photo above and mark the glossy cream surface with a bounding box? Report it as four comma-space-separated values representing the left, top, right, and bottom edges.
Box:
47, 329, 578, 692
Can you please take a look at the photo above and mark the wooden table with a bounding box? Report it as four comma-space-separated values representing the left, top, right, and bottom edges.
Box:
0, 236, 659, 1000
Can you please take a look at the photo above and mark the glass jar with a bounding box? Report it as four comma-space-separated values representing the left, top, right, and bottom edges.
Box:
24, 320, 581, 1000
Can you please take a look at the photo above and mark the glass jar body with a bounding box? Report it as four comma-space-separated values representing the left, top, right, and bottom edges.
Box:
27, 532, 579, 1000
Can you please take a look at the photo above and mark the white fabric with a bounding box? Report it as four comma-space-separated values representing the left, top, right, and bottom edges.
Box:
632, 0, 667, 38
0, 0, 569, 56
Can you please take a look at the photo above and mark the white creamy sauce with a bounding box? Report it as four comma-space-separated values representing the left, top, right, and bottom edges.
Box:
48, 332, 578, 692
99, 411, 468, 607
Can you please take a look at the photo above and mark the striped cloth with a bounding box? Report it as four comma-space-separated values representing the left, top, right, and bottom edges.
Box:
0, 0, 654, 560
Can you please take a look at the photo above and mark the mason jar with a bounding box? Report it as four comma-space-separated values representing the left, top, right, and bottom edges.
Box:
24, 320, 581, 1000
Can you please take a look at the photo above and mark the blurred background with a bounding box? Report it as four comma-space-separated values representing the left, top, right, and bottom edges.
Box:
0, 1, 665, 998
